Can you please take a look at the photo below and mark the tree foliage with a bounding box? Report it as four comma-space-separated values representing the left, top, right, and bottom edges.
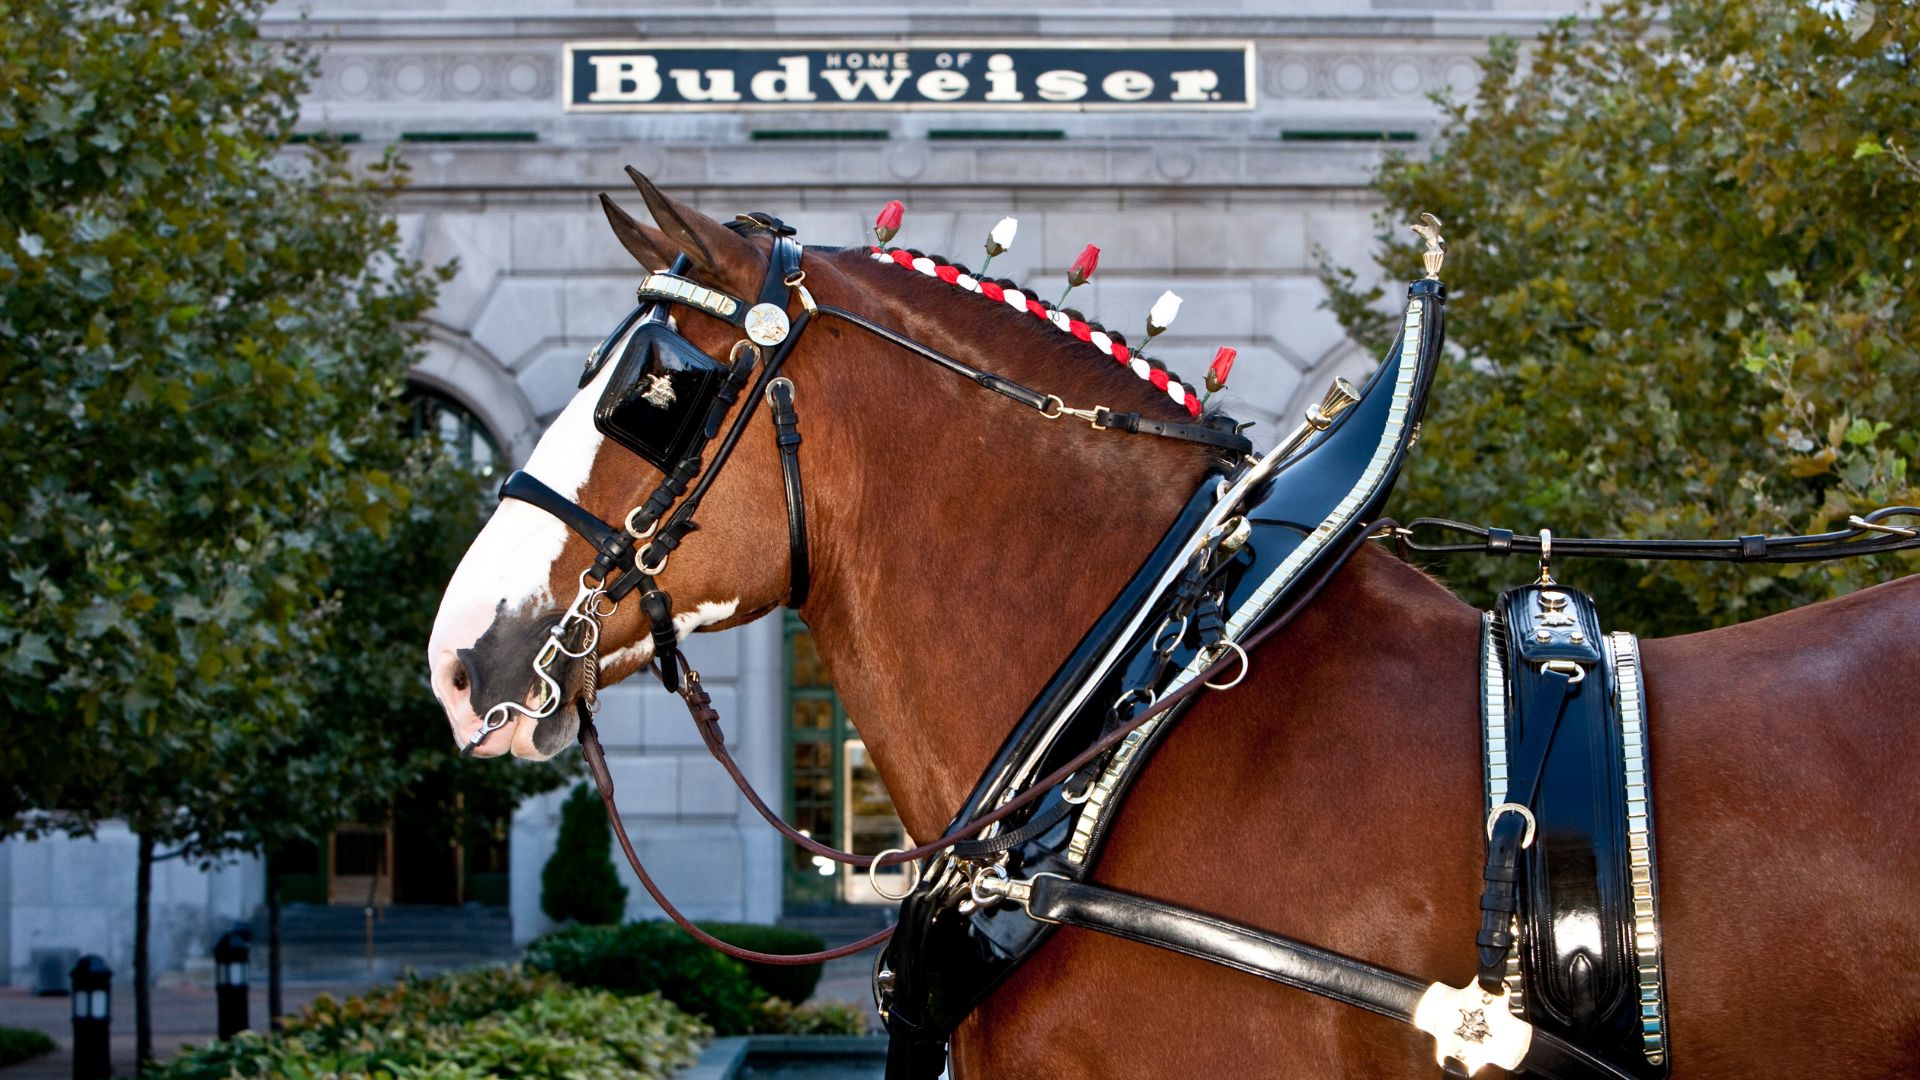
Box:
0, 0, 565, 856
1325, 0, 1920, 633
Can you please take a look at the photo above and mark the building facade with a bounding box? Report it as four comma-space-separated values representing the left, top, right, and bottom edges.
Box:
2, 0, 1580, 982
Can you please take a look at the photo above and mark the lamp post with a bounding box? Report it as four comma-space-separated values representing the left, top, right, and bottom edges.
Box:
69, 954, 111, 1080
214, 927, 251, 1038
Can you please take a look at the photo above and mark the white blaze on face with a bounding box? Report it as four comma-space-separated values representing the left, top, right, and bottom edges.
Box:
427, 327, 636, 736
601, 597, 741, 680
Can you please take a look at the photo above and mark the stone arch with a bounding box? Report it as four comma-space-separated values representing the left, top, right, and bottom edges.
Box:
407, 325, 541, 467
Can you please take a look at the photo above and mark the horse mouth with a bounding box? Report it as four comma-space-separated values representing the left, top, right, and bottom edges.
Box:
510, 701, 580, 760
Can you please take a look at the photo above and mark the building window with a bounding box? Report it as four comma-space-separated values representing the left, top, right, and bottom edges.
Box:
406, 386, 504, 477
783, 613, 909, 908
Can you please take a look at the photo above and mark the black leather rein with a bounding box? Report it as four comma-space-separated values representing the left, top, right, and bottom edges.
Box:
1396, 506, 1920, 564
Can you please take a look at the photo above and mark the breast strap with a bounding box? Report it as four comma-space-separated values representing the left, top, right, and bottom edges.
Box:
1016, 875, 1639, 1080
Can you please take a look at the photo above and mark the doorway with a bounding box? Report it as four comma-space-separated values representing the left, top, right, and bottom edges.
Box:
783, 614, 910, 908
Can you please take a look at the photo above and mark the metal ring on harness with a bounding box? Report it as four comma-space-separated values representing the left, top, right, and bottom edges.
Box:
1487, 802, 1537, 849
766, 375, 795, 407
869, 848, 921, 901
578, 569, 619, 618
1537, 658, 1586, 686
968, 863, 1009, 907
639, 544, 671, 576
1202, 640, 1250, 690
624, 507, 658, 541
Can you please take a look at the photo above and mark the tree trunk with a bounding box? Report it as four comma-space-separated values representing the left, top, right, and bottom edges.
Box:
266, 849, 284, 1025
134, 832, 154, 1075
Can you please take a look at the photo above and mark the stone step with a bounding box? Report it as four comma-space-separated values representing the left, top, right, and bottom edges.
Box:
271, 904, 517, 975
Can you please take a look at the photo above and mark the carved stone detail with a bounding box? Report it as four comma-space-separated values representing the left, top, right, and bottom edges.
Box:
1261, 50, 1484, 100
311, 52, 555, 102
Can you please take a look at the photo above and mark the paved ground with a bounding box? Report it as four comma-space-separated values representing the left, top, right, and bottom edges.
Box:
0, 978, 380, 1080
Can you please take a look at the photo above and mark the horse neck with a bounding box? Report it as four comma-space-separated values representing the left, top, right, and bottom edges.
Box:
792, 292, 1216, 840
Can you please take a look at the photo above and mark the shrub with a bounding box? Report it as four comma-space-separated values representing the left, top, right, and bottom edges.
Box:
0, 1027, 54, 1068
525, 921, 767, 1034
287, 964, 564, 1030
154, 966, 706, 1080
541, 783, 629, 925
689, 921, 828, 1005
753, 998, 870, 1036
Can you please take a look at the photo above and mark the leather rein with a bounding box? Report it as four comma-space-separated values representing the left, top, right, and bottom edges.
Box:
471, 219, 1252, 964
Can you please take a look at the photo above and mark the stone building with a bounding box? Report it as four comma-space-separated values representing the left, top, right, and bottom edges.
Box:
1, 0, 1579, 983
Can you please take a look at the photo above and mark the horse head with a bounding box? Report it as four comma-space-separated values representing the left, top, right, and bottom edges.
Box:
429, 170, 1220, 808
428, 172, 818, 759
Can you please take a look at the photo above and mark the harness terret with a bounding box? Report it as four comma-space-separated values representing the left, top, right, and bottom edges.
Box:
468, 211, 1920, 1079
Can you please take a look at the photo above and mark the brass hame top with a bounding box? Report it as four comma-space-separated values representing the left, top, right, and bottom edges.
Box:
1410, 213, 1446, 280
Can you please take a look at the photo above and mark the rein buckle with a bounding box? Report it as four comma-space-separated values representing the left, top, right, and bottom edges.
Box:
1044, 400, 1111, 429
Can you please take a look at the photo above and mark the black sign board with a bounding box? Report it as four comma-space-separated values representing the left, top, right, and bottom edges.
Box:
564, 42, 1253, 111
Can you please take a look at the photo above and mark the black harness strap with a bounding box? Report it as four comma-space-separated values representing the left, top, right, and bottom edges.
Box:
1022, 876, 1639, 1080
767, 377, 810, 607
497, 471, 634, 580
809, 304, 1255, 457
1091, 408, 1254, 454
1400, 507, 1920, 563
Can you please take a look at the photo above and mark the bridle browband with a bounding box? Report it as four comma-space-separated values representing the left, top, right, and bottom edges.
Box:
462, 215, 1251, 755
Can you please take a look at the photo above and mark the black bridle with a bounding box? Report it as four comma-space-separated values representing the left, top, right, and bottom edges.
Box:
465, 215, 1250, 753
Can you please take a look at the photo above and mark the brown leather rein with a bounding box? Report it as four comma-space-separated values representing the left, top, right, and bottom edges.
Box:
573, 520, 1391, 966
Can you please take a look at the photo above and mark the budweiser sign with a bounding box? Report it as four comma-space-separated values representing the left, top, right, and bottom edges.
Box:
563, 43, 1253, 111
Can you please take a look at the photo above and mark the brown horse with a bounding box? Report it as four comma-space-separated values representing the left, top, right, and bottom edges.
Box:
426, 180, 1920, 1077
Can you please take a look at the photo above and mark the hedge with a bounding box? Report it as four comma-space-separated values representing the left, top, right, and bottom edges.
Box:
0, 1027, 54, 1068
153, 965, 707, 1080
525, 920, 846, 1034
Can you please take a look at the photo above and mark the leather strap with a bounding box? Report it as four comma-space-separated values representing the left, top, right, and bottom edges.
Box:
767, 377, 810, 607
1477, 812, 1526, 992
1093, 408, 1254, 454
498, 471, 635, 583
577, 703, 894, 966
1024, 876, 1640, 1080
1399, 508, 1920, 563
811, 304, 1255, 456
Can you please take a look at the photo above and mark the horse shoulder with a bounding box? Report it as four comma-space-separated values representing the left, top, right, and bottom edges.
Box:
1636, 571, 1920, 1076
965, 549, 1491, 1078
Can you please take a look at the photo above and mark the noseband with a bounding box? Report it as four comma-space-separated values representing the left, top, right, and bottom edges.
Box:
462, 216, 1251, 755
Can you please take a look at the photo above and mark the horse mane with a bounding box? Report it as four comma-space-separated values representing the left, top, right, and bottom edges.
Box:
840, 246, 1210, 423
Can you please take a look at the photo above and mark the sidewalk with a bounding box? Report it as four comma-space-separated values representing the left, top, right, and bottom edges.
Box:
0, 978, 380, 1080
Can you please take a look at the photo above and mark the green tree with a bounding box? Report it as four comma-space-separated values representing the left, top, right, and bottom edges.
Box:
543, 783, 630, 926
237, 449, 568, 1023
0, 0, 567, 1066
1324, 0, 1920, 633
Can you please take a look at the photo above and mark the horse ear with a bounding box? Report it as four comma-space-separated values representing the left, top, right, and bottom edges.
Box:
626, 166, 751, 279
599, 193, 672, 269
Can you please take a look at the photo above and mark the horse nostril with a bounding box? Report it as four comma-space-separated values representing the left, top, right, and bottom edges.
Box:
451, 662, 470, 693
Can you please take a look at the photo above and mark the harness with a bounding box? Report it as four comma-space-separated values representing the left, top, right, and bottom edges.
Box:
469, 213, 1920, 1078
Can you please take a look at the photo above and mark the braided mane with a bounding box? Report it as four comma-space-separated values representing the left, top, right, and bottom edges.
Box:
865, 247, 1205, 418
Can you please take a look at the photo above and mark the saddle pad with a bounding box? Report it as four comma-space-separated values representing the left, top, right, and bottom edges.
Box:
1483, 585, 1671, 1078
